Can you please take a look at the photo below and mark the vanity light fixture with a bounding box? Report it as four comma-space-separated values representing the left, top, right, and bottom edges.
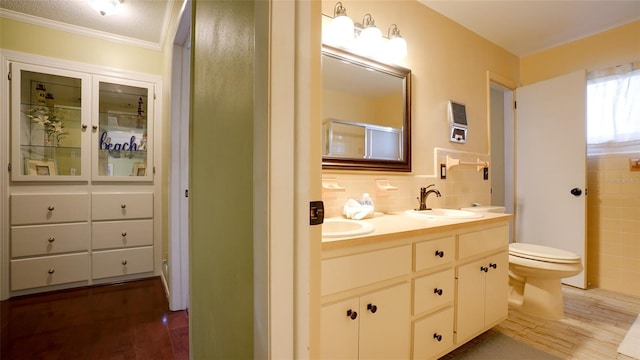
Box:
387, 24, 407, 61
357, 14, 382, 57
328, 2, 355, 49
87, 0, 122, 16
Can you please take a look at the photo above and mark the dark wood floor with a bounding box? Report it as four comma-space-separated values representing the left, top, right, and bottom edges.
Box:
0, 277, 188, 360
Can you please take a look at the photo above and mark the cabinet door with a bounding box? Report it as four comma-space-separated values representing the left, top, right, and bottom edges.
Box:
455, 258, 487, 343
10, 62, 91, 181
484, 251, 508, 327
92, 76, 154, 181
359, 282, 410, 359
320, 297, 359, 359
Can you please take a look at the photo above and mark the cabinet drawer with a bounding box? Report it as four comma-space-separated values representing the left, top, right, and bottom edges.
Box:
414, 236, 454, 272
10, 193, 89, 225
11, 223, 90, 257
322, 245, 411, 296
92, 192, 153, 221
412, 307, 454, 360
413, 268, 454, 315
10, 253, 89, 291
92, 246, 153, 279
458, 225, 509, 259
92, 220, 153, 250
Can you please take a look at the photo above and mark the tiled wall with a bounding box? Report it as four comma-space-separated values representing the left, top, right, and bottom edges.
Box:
587, 153, 640, 297
322, 148, 492, 218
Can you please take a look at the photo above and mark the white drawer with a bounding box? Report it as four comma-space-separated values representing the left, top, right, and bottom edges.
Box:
413, 268, 454, 315
322, 245, 411, 296
92, 220, 153, 250
412, 307, 454, 360
414, 236, 455, 272
92, 192, 153, 221
458, 225, 509, 259
10, 253, 89, 291
92, 246, 153, 279
11, 223, 90, 257
10, 193, 89, 225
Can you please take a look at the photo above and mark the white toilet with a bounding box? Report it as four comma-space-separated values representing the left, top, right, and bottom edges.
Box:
508, 242, 583, 320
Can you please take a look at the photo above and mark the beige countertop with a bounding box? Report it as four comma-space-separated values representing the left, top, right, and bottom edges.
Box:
321, 211, 513, 250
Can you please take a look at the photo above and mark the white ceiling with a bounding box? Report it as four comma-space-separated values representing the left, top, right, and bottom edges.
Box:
1, 1, 639, 55
419, 0, 640, 56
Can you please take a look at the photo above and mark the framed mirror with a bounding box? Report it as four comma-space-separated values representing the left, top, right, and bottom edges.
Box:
322, 44, 411, 172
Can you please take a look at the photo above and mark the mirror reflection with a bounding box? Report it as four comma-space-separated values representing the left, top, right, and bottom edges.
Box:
322, 44, 411, 171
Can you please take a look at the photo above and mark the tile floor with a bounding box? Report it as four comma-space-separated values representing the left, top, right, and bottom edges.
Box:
0, 277, 188, 360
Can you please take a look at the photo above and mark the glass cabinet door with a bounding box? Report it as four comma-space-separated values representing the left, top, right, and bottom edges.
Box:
10, 62, 91, 181
92, 76, 154, 181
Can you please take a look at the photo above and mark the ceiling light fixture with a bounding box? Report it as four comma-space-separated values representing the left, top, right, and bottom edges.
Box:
87, 0, 122, 16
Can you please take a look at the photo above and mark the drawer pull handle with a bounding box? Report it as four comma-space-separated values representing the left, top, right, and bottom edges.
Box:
434, 288, 443, 296
48, 269, 55, 274
82, 124, 88, 130
122, 232, 127, 237
48, 206, 55, 211
346, 309, 358, 320
121, 203, 127, 209
48, 237, 55, 243
489, 263, 497, 269
433, 333, 442, 342
435, 250, 444, 258
367, 303, 378, 314
122, 260, 128, 265
480, 266, 489, 272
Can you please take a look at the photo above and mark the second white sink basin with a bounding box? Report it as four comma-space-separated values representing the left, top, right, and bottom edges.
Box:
407, 208, 484, 219
322, 218, 375, 238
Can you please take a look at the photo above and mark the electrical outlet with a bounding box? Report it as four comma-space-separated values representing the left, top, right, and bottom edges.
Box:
483, 167, 489, 180
440, 164, 446, 179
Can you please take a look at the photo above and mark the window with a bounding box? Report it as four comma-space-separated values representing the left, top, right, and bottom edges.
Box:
587, 62, 640, 154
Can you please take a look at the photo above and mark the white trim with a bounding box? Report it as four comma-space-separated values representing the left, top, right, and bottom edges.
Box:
0, 53, 10, 300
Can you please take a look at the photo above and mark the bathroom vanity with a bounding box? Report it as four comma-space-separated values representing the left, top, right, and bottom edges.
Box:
320, 212, 512, 359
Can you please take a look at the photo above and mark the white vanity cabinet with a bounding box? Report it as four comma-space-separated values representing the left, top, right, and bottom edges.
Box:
455, 225, 509, 344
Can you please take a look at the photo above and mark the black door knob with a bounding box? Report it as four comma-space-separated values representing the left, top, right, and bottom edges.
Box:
434, 288, 443, 296
489, 263, 497, 269
435, 250, 445, 258
367, 303, 378, 313
433, 333, 442, 342
571, 188, 582, 196
480, 266, 489, 272
346, 309, 358, 320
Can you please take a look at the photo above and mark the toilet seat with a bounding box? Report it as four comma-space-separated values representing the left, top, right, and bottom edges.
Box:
509, 243, 581, 264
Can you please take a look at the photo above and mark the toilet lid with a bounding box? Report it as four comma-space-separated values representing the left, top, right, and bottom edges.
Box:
509, 243, 581, 264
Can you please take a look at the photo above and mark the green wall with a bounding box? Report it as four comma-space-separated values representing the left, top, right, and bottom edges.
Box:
190, 1, 254, 358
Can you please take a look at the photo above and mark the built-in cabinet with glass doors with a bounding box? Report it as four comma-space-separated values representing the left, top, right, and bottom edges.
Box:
6, 58, 158, 297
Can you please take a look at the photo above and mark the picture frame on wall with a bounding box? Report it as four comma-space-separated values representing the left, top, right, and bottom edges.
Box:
133, 162, 146, 176
26, 158, 57, 176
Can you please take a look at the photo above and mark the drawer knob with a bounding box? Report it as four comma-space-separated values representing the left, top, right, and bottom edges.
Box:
82, 124, 88, 130
122, 260, 128, 266
480, 266, 489, 272
47, 206, 55, 211
47, 268, 55, 274
92, 125, 98, 131
346, 309, 358, 320
48, 237, 55, 243
367, 303, 378, 314
434, 288, 443, 296
434, 250, 444, 258
121, 203, 127, 209
433, 333, 443, 342
122, 232, 127, 237
489, 263, 497, 269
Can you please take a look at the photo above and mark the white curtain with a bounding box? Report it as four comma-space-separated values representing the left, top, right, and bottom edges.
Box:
587, 62, 640, 154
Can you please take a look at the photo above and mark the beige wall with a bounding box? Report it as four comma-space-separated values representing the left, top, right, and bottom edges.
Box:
321, 0, 519, 215
521, 20, 640, 297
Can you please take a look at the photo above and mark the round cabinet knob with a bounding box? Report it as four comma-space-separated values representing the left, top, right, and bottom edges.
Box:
48, 269, 55, 274
346, 309, 358, 320
122, 260, 128, 266
434, 288, 443, 296
570, 187, 583, 197
480, 266, 489, 272
121, 203, 127, 209
92, 125, 98, 131
48, 237, 55, 243
434, 250, 444, 258
82, 124, 88, 130
433, 333, 443, 342
47, 206, 55, 211
489, 263, 497, 269
367, 303, 378, 314
121, 232, 127, 237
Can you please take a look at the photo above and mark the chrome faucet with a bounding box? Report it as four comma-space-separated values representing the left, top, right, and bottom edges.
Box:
417, 184, 441, 211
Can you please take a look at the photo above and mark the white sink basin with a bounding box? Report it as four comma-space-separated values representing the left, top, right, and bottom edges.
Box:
406, 208, 484, 219
322, 218, 375, 238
